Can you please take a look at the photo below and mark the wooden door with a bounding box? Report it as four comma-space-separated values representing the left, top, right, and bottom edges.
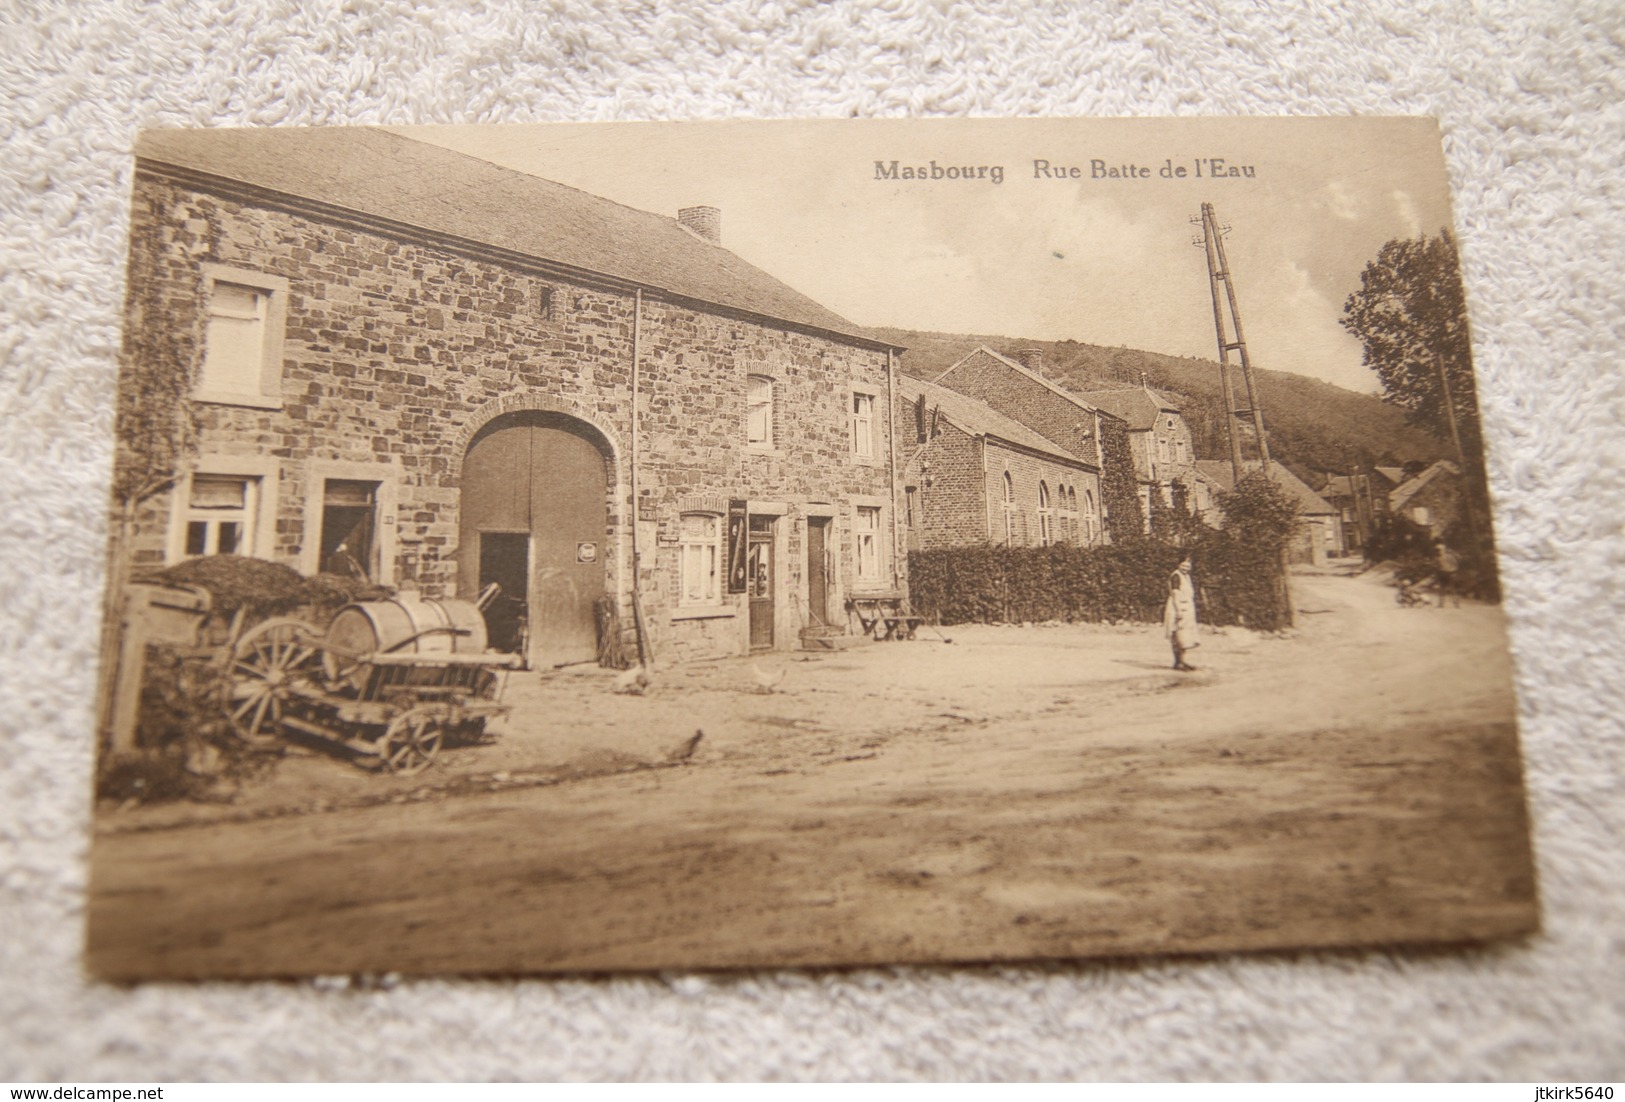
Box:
461, 413, 607, 666
806, 517, 829, 628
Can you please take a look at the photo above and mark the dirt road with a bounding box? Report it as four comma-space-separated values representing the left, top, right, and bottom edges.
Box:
86, 570, 1537, 979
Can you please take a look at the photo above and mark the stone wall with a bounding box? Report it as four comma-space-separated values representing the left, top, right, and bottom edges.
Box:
117, 174, 897, 662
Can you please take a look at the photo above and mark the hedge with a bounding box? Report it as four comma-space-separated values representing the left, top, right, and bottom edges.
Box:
908, 532, 1291, 632
906, 474, 1300, 631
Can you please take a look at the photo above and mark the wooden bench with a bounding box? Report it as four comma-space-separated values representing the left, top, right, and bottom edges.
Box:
846, 594, 925, 641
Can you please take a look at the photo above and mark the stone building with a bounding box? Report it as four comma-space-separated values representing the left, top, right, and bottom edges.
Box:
1387, 460, 1466, 539
1194, 460, 1343, 566
117, 127, 905, 667
896, 376, 1103, 551
1076, 384, 1198, 530
924, 346, 1140, 536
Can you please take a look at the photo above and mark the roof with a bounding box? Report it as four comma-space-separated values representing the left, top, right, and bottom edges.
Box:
134, 127, 892, 350
1320, 475, 1355, 498
935, 346, 1107, 419
1193, 460, 1337, 516
1075, 386, 1180, 431
1388, 460, 1462, 512
899, 376, 1093, 464
1374, 466, 1406, 486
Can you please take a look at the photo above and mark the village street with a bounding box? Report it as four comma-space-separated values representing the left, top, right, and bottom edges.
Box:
86, 568, 1537, 979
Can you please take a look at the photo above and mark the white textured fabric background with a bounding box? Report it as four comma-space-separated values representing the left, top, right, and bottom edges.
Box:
1, 0, 1622, 1082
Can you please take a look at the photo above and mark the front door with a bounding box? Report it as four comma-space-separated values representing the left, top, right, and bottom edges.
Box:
806, 517, 829, 628
461, 412, 608, 667
748, 516, 774, 650
477, 531, 529, 654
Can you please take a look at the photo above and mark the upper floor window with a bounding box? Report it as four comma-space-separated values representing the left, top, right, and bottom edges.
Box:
747, 375, 774, 448
850, 391, 876, 459
198, 263, 288, 408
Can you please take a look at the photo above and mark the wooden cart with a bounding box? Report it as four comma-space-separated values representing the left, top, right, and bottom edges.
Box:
223, 597, 523, 776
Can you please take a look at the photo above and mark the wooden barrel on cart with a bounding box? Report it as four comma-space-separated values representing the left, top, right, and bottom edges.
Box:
323, 595, 492, 696
326, 595, 490, 658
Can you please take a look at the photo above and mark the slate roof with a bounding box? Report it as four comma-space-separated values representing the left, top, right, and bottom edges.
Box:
899, 376, 1094, 465
935, 346, 1107, 419
1075, 386, 1180, 431
1388, 460, 1462, 512
1194, 460, 1337, 516
135, 127, 892, 349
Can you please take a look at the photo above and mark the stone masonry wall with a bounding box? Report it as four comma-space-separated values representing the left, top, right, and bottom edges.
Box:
934, 349, 1103, 464
898, 418, 987, 550
982, 444, 1102, 548
118, 175, 896, 661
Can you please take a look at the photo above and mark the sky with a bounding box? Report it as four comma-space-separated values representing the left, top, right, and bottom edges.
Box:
400, 118, 1458, 395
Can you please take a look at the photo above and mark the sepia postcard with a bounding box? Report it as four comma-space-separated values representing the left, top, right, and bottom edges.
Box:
86, 117, 1536, 980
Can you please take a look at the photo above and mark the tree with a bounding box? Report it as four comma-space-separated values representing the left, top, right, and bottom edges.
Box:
97, 201, 201, 754
1340, 230, 1483, 485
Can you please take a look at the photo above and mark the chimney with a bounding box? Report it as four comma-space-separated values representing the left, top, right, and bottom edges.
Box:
1014, 348, 1044, 374
678, 205, 721, 244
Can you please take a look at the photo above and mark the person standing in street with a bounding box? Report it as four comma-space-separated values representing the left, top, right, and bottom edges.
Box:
1434, 539, 1462, 608
1164, 553, 1199, 671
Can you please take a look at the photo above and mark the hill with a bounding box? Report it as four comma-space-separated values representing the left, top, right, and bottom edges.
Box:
868, 326, 1449, 484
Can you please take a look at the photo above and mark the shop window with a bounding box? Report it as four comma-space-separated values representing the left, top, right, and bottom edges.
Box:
678, 513, 722, 606
856, 505, 882, 581
182, 474, 259, 557
747, 375, 774, 447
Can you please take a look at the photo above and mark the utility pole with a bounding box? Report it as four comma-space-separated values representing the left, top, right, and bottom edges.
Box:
1193, 202, 1272, 482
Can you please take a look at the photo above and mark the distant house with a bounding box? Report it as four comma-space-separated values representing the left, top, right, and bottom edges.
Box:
1319, 474, 1377, 556
926, 346, 1138, 537
1194, 460, 1342, 566
1076, 384, 1198, 530
1388, 460, 1465, 538
895, 376, 1103, 551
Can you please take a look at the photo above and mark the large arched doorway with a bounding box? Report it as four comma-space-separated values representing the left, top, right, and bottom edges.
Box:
459, 411, 611, 667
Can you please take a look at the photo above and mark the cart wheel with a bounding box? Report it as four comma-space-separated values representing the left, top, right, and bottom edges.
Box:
379, 707, 444, 776
224, 617, 320, 745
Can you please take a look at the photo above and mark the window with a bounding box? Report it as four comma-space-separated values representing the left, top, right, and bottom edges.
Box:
1083, 489, 1098, 544
318, 480, 379, 580
182, 474, 259, 557
747, 375, 774, 447
198, 264, 287, 407
679, 513, 722, 606
1038, 481, 1053, 546
856, 505, 882, 581
1002, 471, 1015, 546
1156, 435, 1170, 464
905, 486, 918, 529
850, 391, 875, 459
